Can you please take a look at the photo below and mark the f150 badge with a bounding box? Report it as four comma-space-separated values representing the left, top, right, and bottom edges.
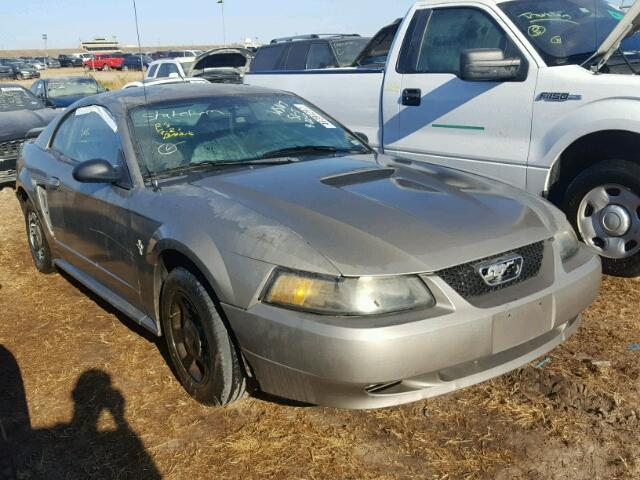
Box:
536, 92, 582, 102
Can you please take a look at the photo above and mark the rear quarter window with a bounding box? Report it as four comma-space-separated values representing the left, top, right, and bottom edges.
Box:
251, 45, 287, 72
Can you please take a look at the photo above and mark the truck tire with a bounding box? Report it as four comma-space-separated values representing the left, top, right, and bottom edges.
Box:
102, 64, 110, 71
563, 159, 640, 277
161, 267, 246, 406
24, 201, 55, 274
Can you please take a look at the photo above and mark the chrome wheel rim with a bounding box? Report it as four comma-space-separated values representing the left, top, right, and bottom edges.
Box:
28, 212, 45, 263
168, 293, 210, 385
577, 184, 640, 259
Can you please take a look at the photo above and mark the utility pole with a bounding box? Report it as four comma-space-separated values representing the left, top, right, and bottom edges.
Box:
217, 0, 226, 46
42, 34, 48, 69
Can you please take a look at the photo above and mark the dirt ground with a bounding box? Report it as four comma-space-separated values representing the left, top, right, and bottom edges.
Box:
1, 186, 640, 480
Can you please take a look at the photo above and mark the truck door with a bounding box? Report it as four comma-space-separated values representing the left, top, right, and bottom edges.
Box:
382, 5, 538, 188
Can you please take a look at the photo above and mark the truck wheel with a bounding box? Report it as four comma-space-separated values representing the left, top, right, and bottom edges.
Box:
563, 159, 640, 277
24, 201, 54, 274
161, 267, 246, 406
16, 73, 23, 80
102, 64, 110, 71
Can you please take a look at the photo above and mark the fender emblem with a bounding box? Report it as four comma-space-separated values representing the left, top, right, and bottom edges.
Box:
536, 92, 582, 102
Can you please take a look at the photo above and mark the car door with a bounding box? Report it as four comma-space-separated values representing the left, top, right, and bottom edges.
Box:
47, 105, 140, 305
382, 5, 538, 188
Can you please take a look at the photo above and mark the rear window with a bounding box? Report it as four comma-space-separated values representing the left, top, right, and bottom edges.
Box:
306, 43, 337, 69
251, 45, 287, 72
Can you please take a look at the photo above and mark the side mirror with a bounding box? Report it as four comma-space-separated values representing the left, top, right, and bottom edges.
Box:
72, 159, 121, 184
25, 127, 44, 140
353, 132, 369, 144
460, 49, 522, 82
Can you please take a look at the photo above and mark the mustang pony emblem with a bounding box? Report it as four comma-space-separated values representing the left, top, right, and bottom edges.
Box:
476, 254, 524, 286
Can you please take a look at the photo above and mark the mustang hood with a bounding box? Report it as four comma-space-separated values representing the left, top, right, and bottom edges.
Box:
0, 108, 58, 142
191, 155, 560, 276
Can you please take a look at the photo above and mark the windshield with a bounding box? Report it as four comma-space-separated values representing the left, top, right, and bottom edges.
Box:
0, 86, 45, 112
46, 78, 104, 98
501, 0, 640, 65
129, 94, 368, 177
331, 39, 370, 66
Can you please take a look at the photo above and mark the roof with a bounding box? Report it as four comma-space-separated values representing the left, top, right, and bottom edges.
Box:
40, 76, 99, 83
0, 83, 25, 89
77, 83, 281, 111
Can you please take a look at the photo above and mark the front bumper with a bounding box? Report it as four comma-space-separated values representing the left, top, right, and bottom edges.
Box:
223, 242, 601, 409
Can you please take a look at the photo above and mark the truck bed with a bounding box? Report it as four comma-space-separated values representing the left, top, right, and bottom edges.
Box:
245, 69, 384, 147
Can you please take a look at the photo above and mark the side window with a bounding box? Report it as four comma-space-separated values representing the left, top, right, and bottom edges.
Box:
51, 106, 122, 166
285, 43, 310, 70
251, 45, 287, 72
33, 82, 44, 97
147, 64, 158, 78
398, 8, 517, 76
157, 63, 180, 78
306, 43, 337, 69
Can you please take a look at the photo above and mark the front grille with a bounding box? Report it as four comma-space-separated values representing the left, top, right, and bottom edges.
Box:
0, 138, 25, 160
436, 241, 545, 299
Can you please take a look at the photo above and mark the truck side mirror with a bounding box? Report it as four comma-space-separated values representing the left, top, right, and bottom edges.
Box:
460, 49, 523, 82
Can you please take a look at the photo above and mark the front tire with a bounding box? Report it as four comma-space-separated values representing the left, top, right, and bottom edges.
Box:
161, 267, 246, 405
24, 201, 54, 274
563, 159, 640, 277
102, 64, 110, 71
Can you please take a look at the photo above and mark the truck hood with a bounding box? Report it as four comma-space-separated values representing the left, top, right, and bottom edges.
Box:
0, 108, 58, 142
595, 1, 640, 67
191, 155, 559, 276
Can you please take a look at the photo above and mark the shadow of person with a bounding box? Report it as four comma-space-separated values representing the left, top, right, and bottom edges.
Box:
1, 356, 161, 480
0, 345, 30, 480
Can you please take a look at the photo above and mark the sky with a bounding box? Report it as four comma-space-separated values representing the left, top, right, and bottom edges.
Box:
0, 0, 417, 50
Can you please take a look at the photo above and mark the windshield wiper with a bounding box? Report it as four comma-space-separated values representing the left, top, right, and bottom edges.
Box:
259, 145, 365, 159
151, 158, 297, 179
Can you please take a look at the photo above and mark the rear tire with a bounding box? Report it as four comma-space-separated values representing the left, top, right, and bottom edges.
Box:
102, 64, 110, 71
562, 159, 640, 277
24, 201, 54, 274
161, 267, 246, 406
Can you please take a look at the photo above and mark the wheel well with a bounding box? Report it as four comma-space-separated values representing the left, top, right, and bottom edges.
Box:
155, 249, 254, 378
548, 130, 640, 206
15, 186, 29, 211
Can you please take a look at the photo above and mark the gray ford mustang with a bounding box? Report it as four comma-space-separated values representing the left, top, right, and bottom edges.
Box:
16, 84, 601, 409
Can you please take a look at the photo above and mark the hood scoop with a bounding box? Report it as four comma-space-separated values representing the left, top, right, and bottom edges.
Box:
321, 168, 395, 188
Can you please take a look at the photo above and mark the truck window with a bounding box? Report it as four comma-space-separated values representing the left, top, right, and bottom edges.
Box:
147, 64, 158, 78
285, 43, 310, 70
251, 45, 287, 72
157, 63, 180, 78
306, 43, 337, 69
331, 39, 370, 67
398, 8, 515, 76
353, 21, 400, 67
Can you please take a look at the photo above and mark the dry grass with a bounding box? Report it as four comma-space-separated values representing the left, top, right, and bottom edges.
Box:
1, 186, 640, 479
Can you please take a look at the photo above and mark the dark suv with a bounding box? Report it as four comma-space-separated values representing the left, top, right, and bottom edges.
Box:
58, 54, 83, 68
250, 34, 370, 73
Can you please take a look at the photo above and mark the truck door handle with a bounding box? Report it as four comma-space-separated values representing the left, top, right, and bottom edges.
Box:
48, 177, 61, 189
402, 88, 422, 107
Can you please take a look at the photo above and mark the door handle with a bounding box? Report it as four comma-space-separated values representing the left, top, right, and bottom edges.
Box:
402, 88, 422, 107
48, 177, 61, 189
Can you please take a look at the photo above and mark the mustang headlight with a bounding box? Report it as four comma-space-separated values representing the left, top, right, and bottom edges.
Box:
262, 269, 435, 316
555, 224, 580, 261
